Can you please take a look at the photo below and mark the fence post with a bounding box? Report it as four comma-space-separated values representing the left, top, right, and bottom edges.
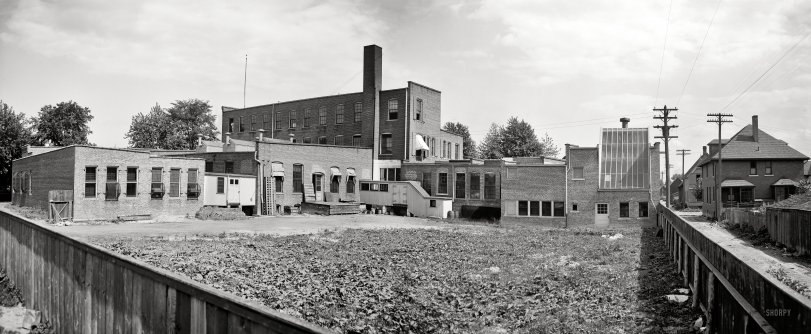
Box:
692, 253, 699, 309
706, 272, 716, 333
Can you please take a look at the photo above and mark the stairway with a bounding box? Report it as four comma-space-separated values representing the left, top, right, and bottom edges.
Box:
303, 183, 316, 202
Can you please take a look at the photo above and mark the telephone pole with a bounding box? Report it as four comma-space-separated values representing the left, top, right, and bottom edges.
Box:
654, 105, 678, 207
707, 113, 733, 220
676, 149, 691, 176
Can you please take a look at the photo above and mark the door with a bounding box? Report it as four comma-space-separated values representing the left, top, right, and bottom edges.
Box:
392, 184, 408, 205
312, 174, 324, 201
775, 187, 785, 202
595, 203, 609, 226
227, 178, 240, 205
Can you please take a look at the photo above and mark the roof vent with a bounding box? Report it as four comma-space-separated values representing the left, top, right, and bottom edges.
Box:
620, 117, 630, 128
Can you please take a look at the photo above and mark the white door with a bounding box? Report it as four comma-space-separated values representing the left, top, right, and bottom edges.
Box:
313, 174, 324, 201
595, 203, 609, 226
227, 178, 240, 205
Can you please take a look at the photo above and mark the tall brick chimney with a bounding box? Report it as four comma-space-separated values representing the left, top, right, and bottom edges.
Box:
362, 45, 382, 157
752, 115, 759, 142
620, 117, 630, 128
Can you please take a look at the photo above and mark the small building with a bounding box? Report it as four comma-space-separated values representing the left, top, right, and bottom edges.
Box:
700, 115, 809, 218
11, 146, 205, 221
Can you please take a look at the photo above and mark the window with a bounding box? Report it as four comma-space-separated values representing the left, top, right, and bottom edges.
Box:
455, 144, 460, 159
572, 203, 578, 212
380, 183, 389, 192
361, 182, 370, 191
275, 112, 282, 130
293, 164, 303, 193
484, 173, 497, 199
251, 115, 257, 131
353, 135, 362, 147
553, 202, 564, 217
597, 203, 608, 214
431, 138, 436, 156
438, 173, 448, 195
304, 108, 311, 127
217, 177, 225, 194
126, 167, 137, 197
188, 169, 200, 199
619, 202, 629, 218
318, 137, 327, 145
388, 99, 398, 120
347, 176, 355, 194
469, 173, 480, 199
507, 167, 517, 180
429, 199, 436, 208
263, 114, 271, 130
442, 140, 446, 158
318, 106, 327, 125
334, 135, 343, 146
530, 201, 540, 216
381, 134, 392, 155
764, 161, 773, 175
313, 174, 323, 192
85, 167, 96, 198
106, 167, 119, 201
415, 99, 422, 120
303, 137, 311, 144
354, 102, 362, 122
750, 161, 757, 175
518, 201, 528, 216
151, 168, 164, 199
542, 201, 552, 216
289, 111, 297, 128
380, 168, 400, 181
336, 104, 344, 124
169, 168, 180, 197
239, 116, 245, 132
573, 167, 584, 180
274, 176, 283, 193
423, 172, 432, 195
225, 161, 234, 174
638, 202, 648, 217
455, 173, 465, 198
330, 176, 339, 193
205, 161, 213, 172
229, 118, 235, 133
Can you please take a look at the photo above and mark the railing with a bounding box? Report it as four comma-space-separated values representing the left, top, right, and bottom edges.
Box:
658, 204, 810, 333
0, 208, 332, 334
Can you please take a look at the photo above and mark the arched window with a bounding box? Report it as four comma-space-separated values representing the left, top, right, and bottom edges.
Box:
346, 168, 356, 194
11, 172, 18, 193
21, 172, 30, 193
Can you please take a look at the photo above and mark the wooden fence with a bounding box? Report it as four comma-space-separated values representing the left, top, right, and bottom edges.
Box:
658, 204, 811, 333
725, 207, 811, 256
0, 209, 332, 334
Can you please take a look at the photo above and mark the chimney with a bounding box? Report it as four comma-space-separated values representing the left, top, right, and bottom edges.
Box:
702, 146, 707, 156
257, 129, 264, 142
196, 133, 203, 147
363, 45, 382, 156
224, 132, 231, 145
752, 115, 759, 142
620, 117, 630, 128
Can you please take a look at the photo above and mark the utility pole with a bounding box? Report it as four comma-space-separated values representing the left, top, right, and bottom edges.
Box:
676, 149, 691, 177
707, 113, 733, 220
654, 105, 678, 207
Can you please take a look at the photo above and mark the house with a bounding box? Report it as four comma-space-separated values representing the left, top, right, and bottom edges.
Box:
699, 115, 809, 219
11, 146, 205, 221
220, 45, 463, 181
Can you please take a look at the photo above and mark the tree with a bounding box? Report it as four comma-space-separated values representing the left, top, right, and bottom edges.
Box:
477, 117, 561, 159
126, 99, 219, 150
0, 101, 32, 193
442, 122, 477, 158
31, 101, 94, 146
477, 123, 504, 159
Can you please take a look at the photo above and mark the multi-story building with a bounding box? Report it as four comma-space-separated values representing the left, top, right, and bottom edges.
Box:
220, 45, 463, 181
700, 115, 808, 218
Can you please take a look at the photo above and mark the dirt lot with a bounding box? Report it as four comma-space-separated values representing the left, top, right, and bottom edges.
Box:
91, 220, 700, 333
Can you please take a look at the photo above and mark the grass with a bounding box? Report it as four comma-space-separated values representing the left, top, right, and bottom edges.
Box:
95, 224, 699, 333
766, 266, 811, 299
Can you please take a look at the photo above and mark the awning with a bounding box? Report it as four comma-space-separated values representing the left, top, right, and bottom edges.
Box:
720, 179, 755, 187
772, 178, 799, 187
330, 167, 342, 177
415, 134, 430, 151
346, 168, 356, 177
271, 162, 284, 177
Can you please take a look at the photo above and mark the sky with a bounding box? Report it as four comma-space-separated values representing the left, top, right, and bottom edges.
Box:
1, 0, 810, 175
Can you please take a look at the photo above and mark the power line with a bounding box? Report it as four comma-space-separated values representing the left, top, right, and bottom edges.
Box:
676, 149, 691, 176
654, 0, 675, 106
676, 0, 723, 106
706, 113, 733, 220
654, 105, 678, 207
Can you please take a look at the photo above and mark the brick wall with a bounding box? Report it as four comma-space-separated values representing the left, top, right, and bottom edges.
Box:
500, 164, 566, 226
257, 142, 373, 210
701, 159, 805, 217
11, 146, 76, 211
377, 89, 408, 160
172, 152, 257, 176
402, 161, 502, 212
566, 147, 600, 226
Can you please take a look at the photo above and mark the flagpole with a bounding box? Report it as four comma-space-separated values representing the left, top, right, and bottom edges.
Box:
243, 54, 248, 108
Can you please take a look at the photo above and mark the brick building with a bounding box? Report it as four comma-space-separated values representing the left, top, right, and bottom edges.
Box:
220, 45, 463, 181
11, 146, 205, 220
700, 115, 808, 218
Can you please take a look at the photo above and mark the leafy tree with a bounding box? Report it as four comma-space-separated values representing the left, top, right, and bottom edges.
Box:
691, 187, 703, 201
0, 101, 32, 192
442, 122, 477, 158
477, 117, 560, 159
126, 99, 219, 150
477, 123, 504, 159
31, 101, 94, 146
